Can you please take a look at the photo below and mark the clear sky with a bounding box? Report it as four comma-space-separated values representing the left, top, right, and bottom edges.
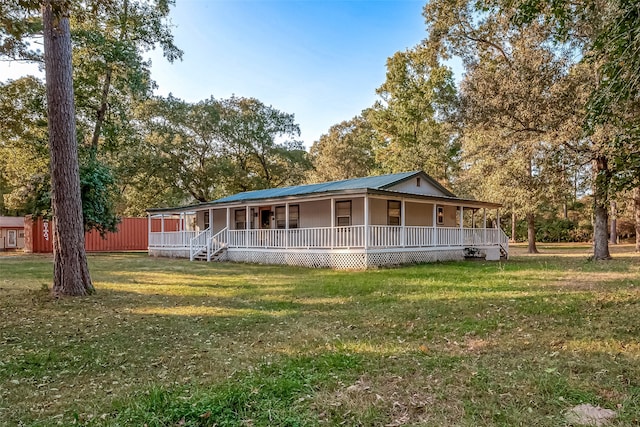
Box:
1, 0, 432, 147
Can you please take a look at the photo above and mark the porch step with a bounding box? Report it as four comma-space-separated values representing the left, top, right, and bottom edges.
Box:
192, 248, 226, 262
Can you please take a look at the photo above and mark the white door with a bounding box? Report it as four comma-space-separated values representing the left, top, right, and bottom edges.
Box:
7, 230, 17, 248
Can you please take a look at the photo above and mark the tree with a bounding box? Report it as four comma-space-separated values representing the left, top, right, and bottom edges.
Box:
42, 0, 94, 296
138, 95, 309, 204
308, 116, 380, 183
365, 49, 458, 183
455, 24, 579, 253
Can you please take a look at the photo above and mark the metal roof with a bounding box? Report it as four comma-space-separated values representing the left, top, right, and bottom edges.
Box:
213, 171, 422, 204
0, 216, 24, 228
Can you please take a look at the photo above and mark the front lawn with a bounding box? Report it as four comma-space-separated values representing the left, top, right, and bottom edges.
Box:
1, 245, 638, 426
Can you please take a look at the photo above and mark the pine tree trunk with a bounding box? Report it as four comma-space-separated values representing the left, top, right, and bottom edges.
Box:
609, 200, 617, 245
634, 187, 640, 252
592, 156, 611, 260
511, 211, 516, 243
43, 0, 94, 296
526, 212, 538, 254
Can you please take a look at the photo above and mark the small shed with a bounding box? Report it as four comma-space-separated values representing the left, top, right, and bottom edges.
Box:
0, 216, 25, 251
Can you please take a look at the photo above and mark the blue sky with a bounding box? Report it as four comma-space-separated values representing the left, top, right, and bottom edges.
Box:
1, 0, 436, 147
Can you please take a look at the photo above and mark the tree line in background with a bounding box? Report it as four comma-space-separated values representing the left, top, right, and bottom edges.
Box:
1, 0, 639, 274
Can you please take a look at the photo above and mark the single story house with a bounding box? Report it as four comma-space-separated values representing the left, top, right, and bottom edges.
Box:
147, 171, 508, 269
0, 216, 25, 251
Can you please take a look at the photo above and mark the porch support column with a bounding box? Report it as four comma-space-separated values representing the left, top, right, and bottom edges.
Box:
246, 206, 250, 249
160, 214, 165, 247
331, 198, 335, 249
285, 202, 289, 249
364, 195, 369, 249
209, 208, 213, 231
401, 198, 406, 247
459, 206, 464, 246
432, 204, 437, 246
483, 208, 487, 244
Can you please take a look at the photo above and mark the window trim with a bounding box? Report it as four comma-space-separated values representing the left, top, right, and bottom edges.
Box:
387, 200, 401, 226
436, 205, 445, 225
335, 200, 352, 227
234, 208, 246, 230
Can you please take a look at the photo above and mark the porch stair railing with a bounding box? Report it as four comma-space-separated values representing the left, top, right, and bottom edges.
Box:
206, 227, 228, 261
189, 227, 211, 261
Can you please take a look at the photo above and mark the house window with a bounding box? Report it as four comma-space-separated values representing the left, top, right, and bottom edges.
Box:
335, 201, 351, 226
234, 209, 246, 229
416, 177, 421, 187
388, 200, 401, 226
289, 205, 299, 229
18, 231, 25, 238
204, 211, 210, 229
275, 206, 286, 229
437, 206, 445, 225
274, 205, 299, 229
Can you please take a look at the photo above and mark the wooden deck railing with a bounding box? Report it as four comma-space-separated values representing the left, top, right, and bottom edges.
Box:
150, 226, 509, 250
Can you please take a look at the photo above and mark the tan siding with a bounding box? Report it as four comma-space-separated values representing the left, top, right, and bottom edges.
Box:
299, 200, 331, 228
405, 202, 434, 226
443, 205, 458, 227
369, 198, 387, 225
213, 209, 227, 233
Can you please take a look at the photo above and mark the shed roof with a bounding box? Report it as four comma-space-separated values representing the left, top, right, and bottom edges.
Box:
0, 216, 24, 228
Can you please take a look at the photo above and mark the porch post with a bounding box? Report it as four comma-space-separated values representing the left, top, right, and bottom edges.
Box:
401, 198, 406, 247
245, 206, 250, 249
160, 214, 165, 247
432, 203, 437, 246
497, 209, 500, 229
459, 206, 464, 245
364, 195, 369, 249
483, 208, 487, 244
330, 198, 335, 249
285, 202, 289, 249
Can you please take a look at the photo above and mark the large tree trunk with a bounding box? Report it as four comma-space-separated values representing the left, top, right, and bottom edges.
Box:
609, 200, 617, 244
634, 187, 640, 252
511, 211, 517, 243
526, 212, 539, 254
43, 0, 94, 296
592, 156, 611, 260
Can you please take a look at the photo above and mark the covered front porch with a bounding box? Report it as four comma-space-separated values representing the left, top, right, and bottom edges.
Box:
148, 192, 508, 268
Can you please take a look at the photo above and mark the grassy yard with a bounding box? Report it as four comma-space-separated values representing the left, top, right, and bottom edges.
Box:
1, 245, 639, 426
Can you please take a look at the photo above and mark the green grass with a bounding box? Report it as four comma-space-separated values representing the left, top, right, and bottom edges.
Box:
0, 245, 639, 426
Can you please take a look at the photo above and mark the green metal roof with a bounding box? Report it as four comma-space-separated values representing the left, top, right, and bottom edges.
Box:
212, 171, 425, 204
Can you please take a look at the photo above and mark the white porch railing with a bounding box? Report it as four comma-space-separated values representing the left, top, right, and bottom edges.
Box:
151, 226, 509, 251
189, 227, 211, 261
149, 231, 197, 248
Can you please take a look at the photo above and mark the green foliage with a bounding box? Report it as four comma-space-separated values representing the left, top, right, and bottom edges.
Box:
365, 49, 458, 183
139, 95, 310, 204
80, 160, 120, 236
307, 115, 380, 183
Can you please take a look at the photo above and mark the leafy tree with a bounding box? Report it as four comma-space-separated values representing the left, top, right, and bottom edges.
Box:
365, 48, 458, 183
138, 95, 309, 204
308, 116, 380, 183
455, 25, 579, 253
217, 96, 309, 193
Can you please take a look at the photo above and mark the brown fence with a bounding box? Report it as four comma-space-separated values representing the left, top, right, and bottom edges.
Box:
23, 216, 174, 253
